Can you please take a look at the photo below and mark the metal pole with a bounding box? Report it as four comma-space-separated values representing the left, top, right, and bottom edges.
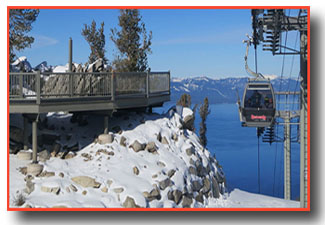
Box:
284, 114, 291, 200
146, 71, 149, 98
300, 31, 308, 208
23, 116, 29, 150
32, 118, 38, 163
69, 37, 73, 72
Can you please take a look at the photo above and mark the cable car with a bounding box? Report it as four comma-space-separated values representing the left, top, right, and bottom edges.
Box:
238, 78, 276, 127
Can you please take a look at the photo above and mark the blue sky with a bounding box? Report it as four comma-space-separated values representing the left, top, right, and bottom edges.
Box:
17, 9, 300, 78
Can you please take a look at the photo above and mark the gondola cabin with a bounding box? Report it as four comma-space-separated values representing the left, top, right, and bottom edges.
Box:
239, 79, 276, 127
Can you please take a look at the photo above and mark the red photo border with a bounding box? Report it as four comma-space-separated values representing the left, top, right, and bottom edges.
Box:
7, 5, 310, 212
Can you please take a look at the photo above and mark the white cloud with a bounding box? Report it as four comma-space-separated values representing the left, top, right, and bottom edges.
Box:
31, 34, 59, 48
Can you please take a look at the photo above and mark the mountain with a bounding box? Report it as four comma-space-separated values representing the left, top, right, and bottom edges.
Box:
170, 76, 299, 104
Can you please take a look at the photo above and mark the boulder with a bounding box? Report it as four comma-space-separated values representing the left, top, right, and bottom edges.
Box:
191, 180, 203, 192
17, 151, 32, 160
27, 163, 44, 176
123, 196, 140, 208
173, 189, 183, 204
113, 187, 124, 194
120, 136, 127, 147
145, 142, 157, 153
201, 177, 211, 194
71, 176, 101, 188
182, 114, 195, 131
186, 147, 195, 156
143, 188, 161, 201
181, 195, 193, 208
188, 166, 197, 176
167, 169, 176, 178
195, 192, 204, 204
38, 150, 50, 162
25, 181, 35, 194
98, 133, 114, 144
133, 166, 139, 175
161, 137, 169, 145
211, 177, 220, 198
130, 140, 146, 152
158, 178, 171, 190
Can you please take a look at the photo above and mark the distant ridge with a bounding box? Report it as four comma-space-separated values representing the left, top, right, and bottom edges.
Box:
170, 76, 299, 104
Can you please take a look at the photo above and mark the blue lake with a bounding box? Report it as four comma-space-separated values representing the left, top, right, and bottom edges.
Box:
155, 103, 300, 200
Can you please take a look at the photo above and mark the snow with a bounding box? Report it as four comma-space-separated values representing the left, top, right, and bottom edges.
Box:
9, 108, 299, 209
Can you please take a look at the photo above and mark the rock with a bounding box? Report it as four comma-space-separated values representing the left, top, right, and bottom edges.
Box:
71, 176, 101, 188
39, 171, 55, 178
195, 192, 204, 204
130, 140, 146, 152
122, 196, 140, 208
161, 137, 169, 145
188, 166, 197, 176
120, 136, 127, 147
10, 126, 24, 143
201, 177, 211, 193
65, 187, 71, 193
186, 147, 195, 156
181, 195, 193, 208
113, 187, 124, 194
157, 132, 162, 142
81, 153, 93, 161
189, 158, 195, 165
173, 190, 183, 204
82, 190, 87, 195
24, 174, 34, 182
157, 161, 166, 167
38, 150, 50, 162
51, 143, 61, 157
27, 163, 44, 176
41, 186, 60, 195
158, 178, 171, 190
25, 181, 35, 194
167, 169, 176, 178
17, 151, 32, 160
98, 133, 114, 144
171, 133, 178, 142
19, 167, 27, 175
145, 142, 157, 153
59, 172, 64, 178
152, 174, 158, 179
191, 180, 203, 192
133, 166, 139, 175
183, 114, 195, 131
211, 177, 220, 198
64, 152, 76, 159
101, 187, 108, 193
143, 188, 161, 201
70, 184, 78, 192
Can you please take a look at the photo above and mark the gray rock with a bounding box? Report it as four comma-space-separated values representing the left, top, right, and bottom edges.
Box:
17, 151, 32, 160
191, 180, 203, 192
113, 187, 124, 194
186, 147, 195, 156
143, 188, 161, 201
171, 133, 178, 142
41, 186, 60, 195
173, 190, 183, 204
120, 136, 127, 147
201, 177, 211, 193
133, 166, 139, 175
38, 150, 50, 162
195, 192, 204, 204
157, 161, 166, 167
71, 176, 101, 188
130, 140, 146, 152
188, 166, 197, 176
145, 142, 157, 153
123, 196, 140, 208
70, 184, 78, 192
211, 177, 220, 198
182, 114, 195, 131
161, 137, 169, 145
98, 133, 114, 144
167, 169, 176, 178
157, 132, 162, 142
25, 180, 35, 194
181, 195, 193, 208
158, 178, 171, 190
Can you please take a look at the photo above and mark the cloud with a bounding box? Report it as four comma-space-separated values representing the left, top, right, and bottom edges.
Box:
31, 34, 59, 48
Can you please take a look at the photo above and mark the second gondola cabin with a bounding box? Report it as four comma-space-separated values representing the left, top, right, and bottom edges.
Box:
239, 79, 276, 127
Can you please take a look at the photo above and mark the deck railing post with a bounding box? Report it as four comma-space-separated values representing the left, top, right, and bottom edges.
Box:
36, 71, 41, 104
69, 73, 74, 97
111, 71, 115, 101
19, 73, 23, 98
146, 71, 150, 98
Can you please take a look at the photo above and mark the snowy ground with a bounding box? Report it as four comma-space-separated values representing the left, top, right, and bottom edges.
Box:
9, 107, 299, 209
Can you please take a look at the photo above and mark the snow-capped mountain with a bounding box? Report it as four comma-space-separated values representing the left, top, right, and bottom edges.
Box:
171, 76, 299, 104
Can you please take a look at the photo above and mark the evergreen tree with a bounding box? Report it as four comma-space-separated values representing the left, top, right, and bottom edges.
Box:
9, 9, 39, 63
81, 20, 108, 64
199, 97, 210, 148
177, 93, 191, 108
110, 9, 152, 72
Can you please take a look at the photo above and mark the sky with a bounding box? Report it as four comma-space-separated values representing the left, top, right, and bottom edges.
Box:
17, 8, 301, 79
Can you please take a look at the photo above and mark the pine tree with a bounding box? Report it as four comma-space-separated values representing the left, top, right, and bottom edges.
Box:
110, 9, 152, 72
9, 9, 39, 63
81, 20, 108, 64
177, 93, 191, 108
199, 97, 210, 148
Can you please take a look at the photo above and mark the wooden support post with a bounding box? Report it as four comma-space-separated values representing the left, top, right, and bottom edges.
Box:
23, 115, 28, 150
32, 118, 38, 163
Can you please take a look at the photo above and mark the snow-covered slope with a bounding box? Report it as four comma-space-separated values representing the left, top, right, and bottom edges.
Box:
9, 108, 299, 209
